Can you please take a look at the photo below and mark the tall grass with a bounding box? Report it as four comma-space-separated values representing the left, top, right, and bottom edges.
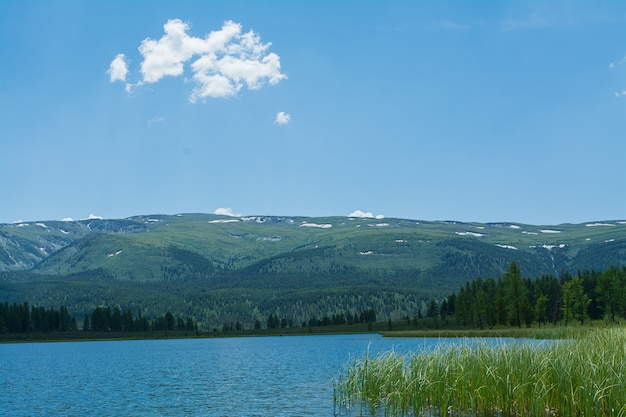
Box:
336, 328, 626, 416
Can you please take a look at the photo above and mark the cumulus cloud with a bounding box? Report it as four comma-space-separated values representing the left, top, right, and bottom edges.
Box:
349, 210, 374, 218
61, 217, 74, 222
110, 19, 286, 101
274, 111, 291, 125
214, 207, 241, 217
108, 54, 129, 82
81, 214, 104, 220
348, 210, 385, 219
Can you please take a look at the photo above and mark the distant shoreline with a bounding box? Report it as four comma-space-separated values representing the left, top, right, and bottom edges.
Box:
2, 322, 610, 344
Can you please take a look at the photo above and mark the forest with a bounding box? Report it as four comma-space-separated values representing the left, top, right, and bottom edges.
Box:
447, 263, 626, 329
2, 263, 624, 337
0, 303, 199, 335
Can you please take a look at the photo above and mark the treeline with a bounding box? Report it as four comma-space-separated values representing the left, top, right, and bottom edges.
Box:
0, 302, 198, 335
444, 263, 626, 329
221, 308, 378, 332
85, 306, 198, 334
0, 302, 77, 333
266, 308, 377, 329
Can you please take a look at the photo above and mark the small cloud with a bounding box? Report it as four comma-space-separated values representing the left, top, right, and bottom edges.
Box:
274, 111, 291, 125
82, 214, 104, 220
609, 55, 625, 98
349, 210, 374, 218
108, 54, 129, 83
214, 207, 241, 217
609, 55, 626, 69
62, 217, 74, 222
111, 19, 286, 101
348, 210, 385, 219
148, 116, 166, 126
439, 20, 471, 30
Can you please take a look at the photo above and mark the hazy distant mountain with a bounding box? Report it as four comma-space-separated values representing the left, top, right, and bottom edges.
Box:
1, 214, 624, 328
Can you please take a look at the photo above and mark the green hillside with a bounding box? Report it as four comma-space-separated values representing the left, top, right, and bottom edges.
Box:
1, 214, 625, 329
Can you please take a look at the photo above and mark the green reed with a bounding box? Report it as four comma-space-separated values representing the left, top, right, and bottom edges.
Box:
335, 328, 626, 416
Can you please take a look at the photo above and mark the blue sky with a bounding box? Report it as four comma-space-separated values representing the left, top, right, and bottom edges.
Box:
1, 1, 625, 225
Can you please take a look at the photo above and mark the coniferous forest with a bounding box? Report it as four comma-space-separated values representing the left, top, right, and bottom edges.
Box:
2, 264, 624, 337
447, 263, 626, 329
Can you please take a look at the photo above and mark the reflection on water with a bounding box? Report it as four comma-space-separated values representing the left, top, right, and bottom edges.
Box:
0, 335, 539, 416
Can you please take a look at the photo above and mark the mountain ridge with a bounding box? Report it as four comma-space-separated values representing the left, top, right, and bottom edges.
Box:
1, 213, 624, 328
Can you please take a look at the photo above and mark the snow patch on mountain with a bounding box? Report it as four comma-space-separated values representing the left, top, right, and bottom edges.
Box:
540, 229, 561, 234
258, 236, 282, 242
586, 223, 615, 227
300, 222, 332, 229
496, 244, 518, 250
533, 244, 566, 250
455, 231, 484, 237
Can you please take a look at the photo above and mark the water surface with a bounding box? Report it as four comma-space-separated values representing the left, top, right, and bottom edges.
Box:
0, 334, 533, 416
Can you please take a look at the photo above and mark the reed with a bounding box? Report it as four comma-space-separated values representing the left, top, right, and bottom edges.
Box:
336, 328, 626, 416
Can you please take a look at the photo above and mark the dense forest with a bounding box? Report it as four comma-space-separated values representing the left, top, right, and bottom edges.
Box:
0, 303, 199, 335
446, 263, 626, 329
2, 264, 623, 336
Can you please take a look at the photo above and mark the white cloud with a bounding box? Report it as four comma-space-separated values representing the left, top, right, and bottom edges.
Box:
274, 111, 291, 125
148, 116, 165, 126
108, 54, 129, 83
61, 217, 74, 222
609, 55, 626, 69
348, 210, 385, 219
609, 55, 625, 97
111, 19, 286, 101
439, 20, 471, 30
349, 210, 374, 218
82, 214, 104, 220
214, 207, 241, 217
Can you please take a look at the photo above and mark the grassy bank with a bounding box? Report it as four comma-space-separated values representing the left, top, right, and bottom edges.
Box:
336, 327, 626, 416
381, 325, 596, 340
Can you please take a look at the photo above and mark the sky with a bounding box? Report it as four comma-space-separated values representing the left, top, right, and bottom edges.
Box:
1, 1, 625, 225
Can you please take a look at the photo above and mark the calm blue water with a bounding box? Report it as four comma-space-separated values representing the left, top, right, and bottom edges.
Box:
0, 334, 536, 416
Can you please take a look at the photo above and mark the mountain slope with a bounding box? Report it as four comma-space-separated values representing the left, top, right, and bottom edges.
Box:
1, 214, 625, 327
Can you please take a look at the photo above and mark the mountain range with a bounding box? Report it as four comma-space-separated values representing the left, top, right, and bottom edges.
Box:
1, 213, 624, 328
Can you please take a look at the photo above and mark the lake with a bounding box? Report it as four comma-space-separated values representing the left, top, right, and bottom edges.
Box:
0, 334, 534, 416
